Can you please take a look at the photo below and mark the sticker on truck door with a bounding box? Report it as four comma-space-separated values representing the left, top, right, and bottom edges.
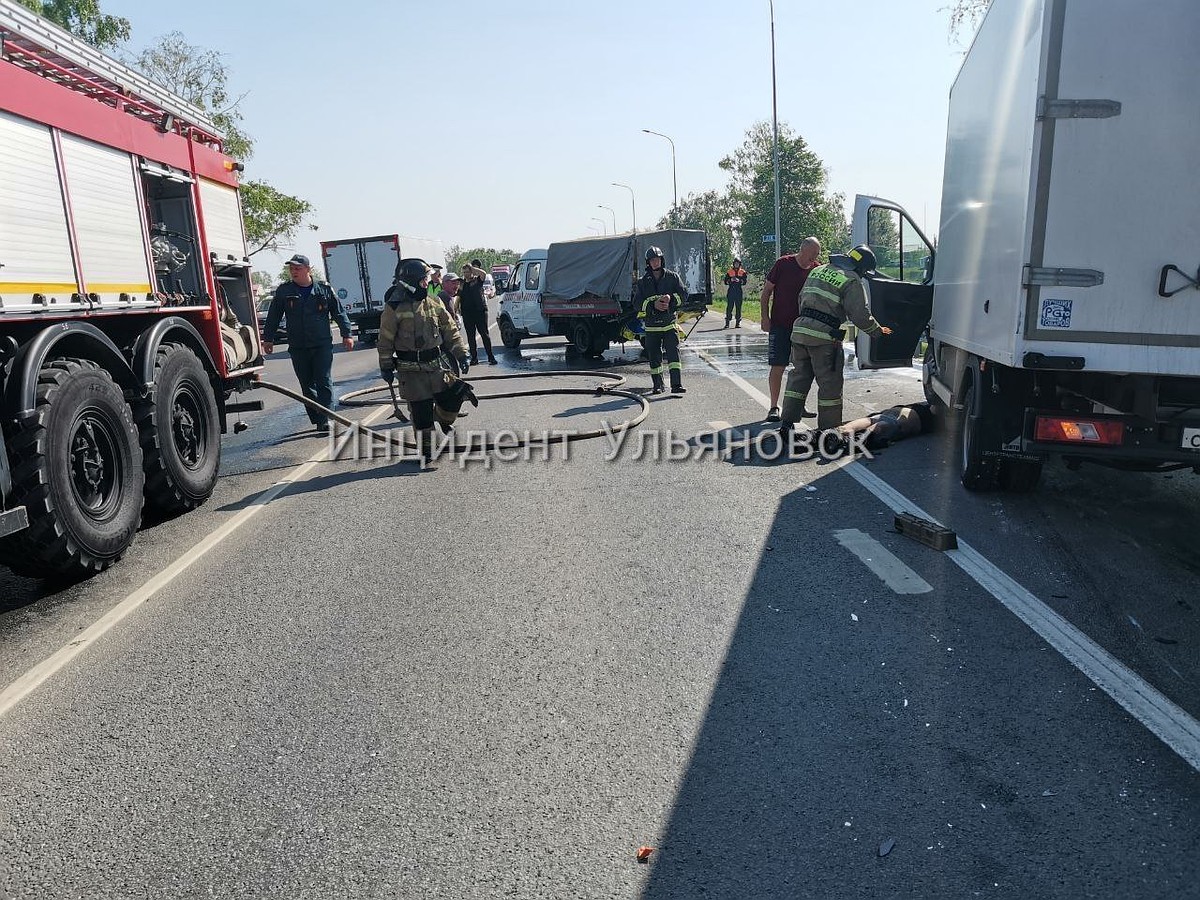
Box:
1039, 298, 1073, 329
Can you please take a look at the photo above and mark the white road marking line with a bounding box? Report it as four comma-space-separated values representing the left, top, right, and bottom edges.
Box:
833, 528, 933, 595
0, 404, 393, 720
706, 347, 1200, 774
691, 347, 773, 407
707, 420, 734, 432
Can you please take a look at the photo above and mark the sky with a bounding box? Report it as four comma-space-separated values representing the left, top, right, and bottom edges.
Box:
100, 0, 972, 273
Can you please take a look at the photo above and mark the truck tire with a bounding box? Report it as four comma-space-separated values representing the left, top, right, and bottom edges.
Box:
498, 316, 522, 350
0, 358, 144, 578
959, 377, 999, 491
922, 342, 940, 409
571, 320, 607, 358
136, 343, 220, 515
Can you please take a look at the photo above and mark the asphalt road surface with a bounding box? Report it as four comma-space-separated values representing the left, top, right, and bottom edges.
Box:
1, 310, 1198, 899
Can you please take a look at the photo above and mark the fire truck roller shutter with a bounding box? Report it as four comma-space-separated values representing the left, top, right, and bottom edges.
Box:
0, 110, 78, 309
58, 134, 153, 307
198, 178, 247, 264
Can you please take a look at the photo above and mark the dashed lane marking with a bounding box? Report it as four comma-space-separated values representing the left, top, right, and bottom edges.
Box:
695, 343, 1200, 774
833, 528, 933, 595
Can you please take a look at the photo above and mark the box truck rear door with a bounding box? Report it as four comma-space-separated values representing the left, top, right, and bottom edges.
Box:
850, 195, 934, 369
1024, 0, 1200, 350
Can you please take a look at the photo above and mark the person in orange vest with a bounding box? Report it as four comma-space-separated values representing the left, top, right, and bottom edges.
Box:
722, 258, 748, 329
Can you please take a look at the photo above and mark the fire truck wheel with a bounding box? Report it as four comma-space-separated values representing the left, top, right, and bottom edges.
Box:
0, 358, 144, 579
136, 343, 220, 514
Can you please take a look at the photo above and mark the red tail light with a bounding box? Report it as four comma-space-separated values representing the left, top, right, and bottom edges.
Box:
1034, 416, 1125, 446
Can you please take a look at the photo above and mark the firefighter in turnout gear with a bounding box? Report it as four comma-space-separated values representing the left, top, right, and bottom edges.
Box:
780, 245, 893, 434
378, 259, 472, 462
635, 246, 688, 394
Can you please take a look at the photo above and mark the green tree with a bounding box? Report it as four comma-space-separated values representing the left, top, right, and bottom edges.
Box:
446, 247, 521, 274
866, 206, 901, 275
719, 121, 848, 275
135, 31, 253, 160
131, 32, 313, 259
16, 0, 130, 50
656, 189, 736, 280
240, 181, 315, 257
250, 270, 276, 296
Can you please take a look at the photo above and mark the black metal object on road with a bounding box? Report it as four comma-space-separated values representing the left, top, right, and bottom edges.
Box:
894, 511, 958, 551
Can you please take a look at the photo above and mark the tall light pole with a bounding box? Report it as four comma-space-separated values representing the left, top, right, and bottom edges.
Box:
612, 182, 636, 234
598, 204, 617, 234
769, 0, 782, 262
641, 128, 677, 213
590, 217, 607, 235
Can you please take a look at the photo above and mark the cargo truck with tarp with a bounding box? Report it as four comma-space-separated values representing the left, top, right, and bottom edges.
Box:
497, 229, 710, 355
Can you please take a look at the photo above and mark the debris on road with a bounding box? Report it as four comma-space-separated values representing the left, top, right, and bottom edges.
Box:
636, 846, 655, 862
894, 512, 958, 551
879, 838, 896, 857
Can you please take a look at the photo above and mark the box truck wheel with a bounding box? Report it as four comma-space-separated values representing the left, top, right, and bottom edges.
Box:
136, 343, 221, 514
0, 358, 144, 578
959, 377, 999, 491
499, 316, 522, 349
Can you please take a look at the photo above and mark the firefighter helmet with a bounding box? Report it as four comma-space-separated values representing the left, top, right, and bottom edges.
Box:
645, 246, 665, 263
393, 258, 431, 298
846, 244, 878, 276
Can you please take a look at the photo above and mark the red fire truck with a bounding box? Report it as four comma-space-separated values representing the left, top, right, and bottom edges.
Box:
0, 1, 265, 578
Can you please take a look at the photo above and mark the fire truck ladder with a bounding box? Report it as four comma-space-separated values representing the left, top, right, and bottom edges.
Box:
0, 0, 224, 147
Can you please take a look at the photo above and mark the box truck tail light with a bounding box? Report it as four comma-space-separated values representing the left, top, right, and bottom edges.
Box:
1034, 416, 1124, 446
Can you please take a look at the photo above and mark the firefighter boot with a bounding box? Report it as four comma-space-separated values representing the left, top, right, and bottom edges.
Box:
670, 369, 686, 394
651, 374, 666, 395
417, 428, 438, 468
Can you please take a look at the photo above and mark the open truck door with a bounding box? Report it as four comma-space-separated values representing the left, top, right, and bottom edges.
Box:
850, 195, 935, 369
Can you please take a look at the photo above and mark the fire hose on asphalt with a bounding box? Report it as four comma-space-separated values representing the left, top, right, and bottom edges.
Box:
254, 370, 651, 454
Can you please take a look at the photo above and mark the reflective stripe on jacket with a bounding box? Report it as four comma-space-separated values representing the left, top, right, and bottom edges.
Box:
791, 264, 882, 344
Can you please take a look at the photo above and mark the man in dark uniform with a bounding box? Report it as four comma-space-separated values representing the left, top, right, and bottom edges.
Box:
634, 245, 689, 395
262, 253, 354, 434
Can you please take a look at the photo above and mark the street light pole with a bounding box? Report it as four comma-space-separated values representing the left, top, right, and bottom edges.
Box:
598, 205, 617, 234
591, 217, 607, 235
641, 128, 677, 213
612, 182, 636, 234
769, 0, 782, 262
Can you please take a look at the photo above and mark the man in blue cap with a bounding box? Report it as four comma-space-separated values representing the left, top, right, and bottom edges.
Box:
262, 254, 355, 434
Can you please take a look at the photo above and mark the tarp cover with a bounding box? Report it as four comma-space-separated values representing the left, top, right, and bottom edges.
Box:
543, 229, 708, 303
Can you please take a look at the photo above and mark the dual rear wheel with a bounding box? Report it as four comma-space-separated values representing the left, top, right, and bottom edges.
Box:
0, 345, 220, 579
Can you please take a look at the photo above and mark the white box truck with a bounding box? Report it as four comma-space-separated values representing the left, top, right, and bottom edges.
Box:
854, 0, 1200, 492
321, 234, 445, 345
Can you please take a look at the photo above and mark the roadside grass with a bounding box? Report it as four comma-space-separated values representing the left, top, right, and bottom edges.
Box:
709, 298, 763, 323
